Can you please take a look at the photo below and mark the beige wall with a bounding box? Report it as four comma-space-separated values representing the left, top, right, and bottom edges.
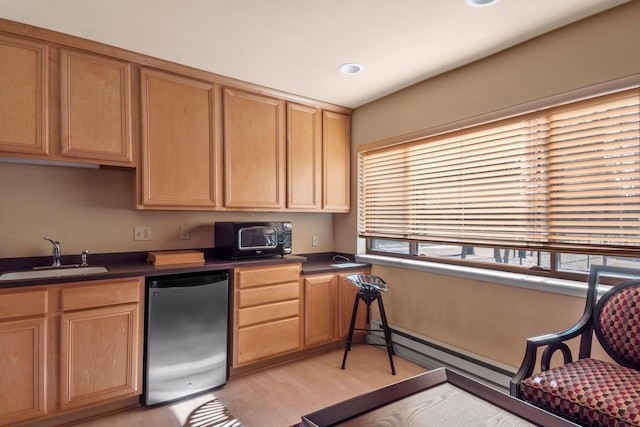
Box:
372, 265, 611, 368
337, 2, 640, 368
0, 162, 334, 258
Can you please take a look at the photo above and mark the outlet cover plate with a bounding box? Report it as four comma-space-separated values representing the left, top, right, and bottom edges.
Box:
134, 226, 151, 241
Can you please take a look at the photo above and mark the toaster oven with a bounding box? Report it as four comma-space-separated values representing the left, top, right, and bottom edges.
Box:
214, 222, 292, 259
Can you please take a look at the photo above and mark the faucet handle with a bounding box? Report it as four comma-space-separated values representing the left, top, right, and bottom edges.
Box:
81, 249, 89, 267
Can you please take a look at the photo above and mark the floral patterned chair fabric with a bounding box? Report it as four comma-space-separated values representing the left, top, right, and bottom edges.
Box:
511, 265, 640, 426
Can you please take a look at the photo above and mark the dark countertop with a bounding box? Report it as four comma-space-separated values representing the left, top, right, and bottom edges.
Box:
299, 252, 370, 275
0, 250, 370, 289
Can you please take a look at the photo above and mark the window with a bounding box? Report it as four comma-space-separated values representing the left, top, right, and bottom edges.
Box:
360, 86, 640, 278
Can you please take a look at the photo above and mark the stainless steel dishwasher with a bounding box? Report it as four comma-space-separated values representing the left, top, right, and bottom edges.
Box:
144, 270, 229, 406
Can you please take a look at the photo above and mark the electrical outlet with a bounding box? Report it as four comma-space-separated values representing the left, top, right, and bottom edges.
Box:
180, 226, 190, 240
134, 226, 151, 241
312, 235, 319, 247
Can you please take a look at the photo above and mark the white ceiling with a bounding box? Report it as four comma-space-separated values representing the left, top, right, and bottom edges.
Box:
0, 0, 630, 108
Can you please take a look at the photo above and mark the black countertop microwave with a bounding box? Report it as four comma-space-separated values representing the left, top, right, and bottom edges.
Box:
214, 222, 292, 259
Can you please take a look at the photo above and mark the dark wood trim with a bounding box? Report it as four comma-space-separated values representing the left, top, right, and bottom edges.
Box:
301, 368, 578, 427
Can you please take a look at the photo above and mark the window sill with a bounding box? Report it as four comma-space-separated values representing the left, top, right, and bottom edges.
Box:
356, 254, 596, 298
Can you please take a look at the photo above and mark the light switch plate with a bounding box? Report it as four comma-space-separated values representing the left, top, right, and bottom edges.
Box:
180, 226, 190, 240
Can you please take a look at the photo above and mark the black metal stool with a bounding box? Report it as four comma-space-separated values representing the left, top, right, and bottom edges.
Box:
341, 274, 395, 375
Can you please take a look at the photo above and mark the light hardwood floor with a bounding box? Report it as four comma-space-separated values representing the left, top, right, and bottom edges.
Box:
72, 346, 428, 427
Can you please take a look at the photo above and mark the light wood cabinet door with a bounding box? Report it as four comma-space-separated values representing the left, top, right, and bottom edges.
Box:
140, 68, 218, 208
304, 274, 337, 346
322, 111, 351, 212
59, 302, 140, 410
61, 49, 133, 165
59, 278, 142, 410
338, 271, 369, 338
0, 318, 46, 426
223, 88, 285, 210
287, 103, 322, 210
0, 289, 47, 426
0, 34, 48, 155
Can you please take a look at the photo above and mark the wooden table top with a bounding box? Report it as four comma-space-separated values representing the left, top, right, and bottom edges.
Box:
301, 368, 578, 427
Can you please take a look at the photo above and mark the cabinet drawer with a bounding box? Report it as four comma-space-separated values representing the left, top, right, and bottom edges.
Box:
237, 317, 300, 365
0, 290, 47, 320
61, 278, 141, 311
238, 282, 299, 308
237, 264, 300, 288
238, 300, 299, 327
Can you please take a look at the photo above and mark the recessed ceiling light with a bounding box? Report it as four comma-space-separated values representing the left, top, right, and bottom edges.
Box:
339, 63, 363, 75
466, 0, 500, 7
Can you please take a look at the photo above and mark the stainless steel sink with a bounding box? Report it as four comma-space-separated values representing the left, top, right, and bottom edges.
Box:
330, 262, 367, 268
0, 266, 109, 281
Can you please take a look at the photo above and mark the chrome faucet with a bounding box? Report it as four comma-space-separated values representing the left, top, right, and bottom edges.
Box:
44, 237, 62, 267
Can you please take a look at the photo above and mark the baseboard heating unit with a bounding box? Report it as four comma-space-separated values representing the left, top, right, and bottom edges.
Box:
367, 320, 516, 393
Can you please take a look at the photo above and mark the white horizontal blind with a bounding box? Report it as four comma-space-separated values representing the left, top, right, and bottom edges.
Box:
359, 88, 640, 255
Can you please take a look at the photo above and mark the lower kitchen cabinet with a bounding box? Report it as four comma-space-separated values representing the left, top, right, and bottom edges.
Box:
59, 279, 142, 410
231, 265, 370, 373
304, 274, 338, 346
0, 277, 143, 426
303, 270, 369, 349
233, 263, 302, 367
337, 272, 369, 338
0, 290, 47, 426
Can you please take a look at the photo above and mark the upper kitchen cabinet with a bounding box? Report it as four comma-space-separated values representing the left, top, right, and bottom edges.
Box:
322, 111, 351, 212
139, 68, 219, 209
288, 106, 352, 212
60, 49, 134, 165
287, 103, 322, 210
0, 34, 135, 167
223, 88, 286, 210
0, 34, 48, 156
0, 20, 353, 210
